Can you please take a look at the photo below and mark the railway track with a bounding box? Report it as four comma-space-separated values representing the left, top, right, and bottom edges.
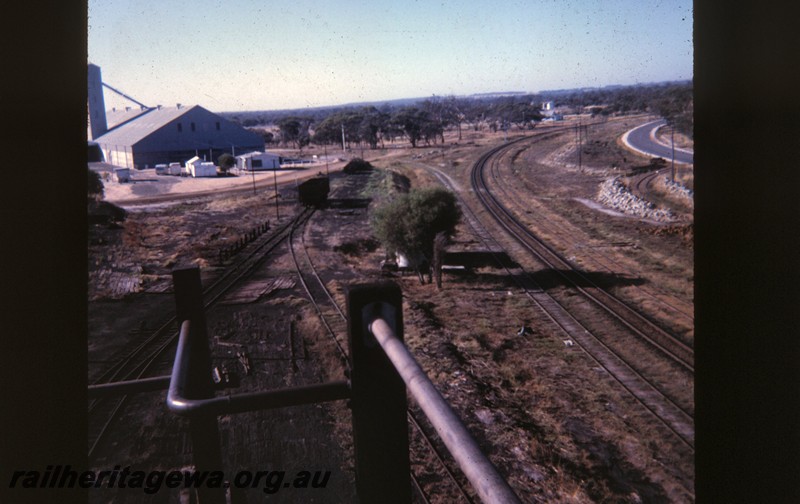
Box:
632, 168, 664, 197
469, 134, 694, 447
416, 131, 694, 450
288, 207, 479, 504
88, 208, 312, 460
499, 145, 695, 330
473, 137, 694, 373
91, 189, 480, 501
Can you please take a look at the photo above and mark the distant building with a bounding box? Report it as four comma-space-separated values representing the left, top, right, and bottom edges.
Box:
540, 101, 563, 121
113, 168, 130, 183
236, 151, 282, 171
185, 156, 217, 177
87, 64, 108, 141
92, 104, 264, 169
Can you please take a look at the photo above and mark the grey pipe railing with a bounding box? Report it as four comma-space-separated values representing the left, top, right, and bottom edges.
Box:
368, 316, 522, 504
167, 321, 350, 417
88, 375, 171, 398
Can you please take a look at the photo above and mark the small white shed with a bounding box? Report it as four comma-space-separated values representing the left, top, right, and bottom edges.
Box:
236, 151, 281, 171
113, 168, 130, 183
191, 162, 217, 178
168, 162, 182, 176
185, 156, 201, 173
186, 156, 217, 177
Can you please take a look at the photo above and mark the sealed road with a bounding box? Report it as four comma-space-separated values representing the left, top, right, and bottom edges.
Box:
623, 119, 693, 164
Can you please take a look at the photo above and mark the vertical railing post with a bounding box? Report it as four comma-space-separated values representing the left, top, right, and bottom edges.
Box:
172, 266, 226, 504
347, 282, 411, 504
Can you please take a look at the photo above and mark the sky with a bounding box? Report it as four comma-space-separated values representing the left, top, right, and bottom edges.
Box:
88, 0, 693, 112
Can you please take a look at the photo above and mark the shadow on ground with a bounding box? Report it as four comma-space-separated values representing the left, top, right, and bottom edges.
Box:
444, 268, 646, 292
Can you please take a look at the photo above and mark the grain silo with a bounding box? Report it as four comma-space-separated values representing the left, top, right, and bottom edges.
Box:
87, 63, 108, 141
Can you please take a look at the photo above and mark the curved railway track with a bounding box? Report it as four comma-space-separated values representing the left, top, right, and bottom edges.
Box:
90, 193, 486, 501
473, 137, 694, 373
470, 135, 694, 447
498, 145, 695, 328
417, 131, 693, 450
288, 208, 479, 504
632, 168, 664, 197
88, 209, 313, 459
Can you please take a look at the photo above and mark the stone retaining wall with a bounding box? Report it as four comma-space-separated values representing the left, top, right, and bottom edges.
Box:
597, 177, 675, 222
662, 176, 694, 203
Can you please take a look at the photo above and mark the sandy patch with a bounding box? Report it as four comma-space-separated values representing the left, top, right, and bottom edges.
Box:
101, 163, 342, 204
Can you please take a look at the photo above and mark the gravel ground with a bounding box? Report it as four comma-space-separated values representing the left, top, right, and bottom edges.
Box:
87, 117, 694, 503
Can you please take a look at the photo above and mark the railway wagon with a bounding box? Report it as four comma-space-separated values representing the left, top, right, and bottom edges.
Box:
298, 177, 330, 207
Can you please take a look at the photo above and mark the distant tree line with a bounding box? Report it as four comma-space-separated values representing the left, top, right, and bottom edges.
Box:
549, 81, 693, 137
222, 81, 693, 147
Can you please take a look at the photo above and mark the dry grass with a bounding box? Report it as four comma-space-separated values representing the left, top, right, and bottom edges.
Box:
89, 117, 694, 502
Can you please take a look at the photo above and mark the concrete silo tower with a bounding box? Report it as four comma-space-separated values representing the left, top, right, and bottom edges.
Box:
87, 63, 108, 140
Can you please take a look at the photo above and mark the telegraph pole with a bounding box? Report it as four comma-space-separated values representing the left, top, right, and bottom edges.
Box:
324, 143, 330, 177
671, 126, 676, 183
576, 121, 582, 171
273, 161, 280, 220
341, 123, 346, 152
251, 162, 256, 195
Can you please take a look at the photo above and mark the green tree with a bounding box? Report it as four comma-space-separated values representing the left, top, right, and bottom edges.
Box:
276, 116, 313, 148
312, 110, 363, 148
391, 107, 434, 148
218, 153, 236, 175
652, 83, 693, 138
277, 117, 301, 147
370, 187, 461, 284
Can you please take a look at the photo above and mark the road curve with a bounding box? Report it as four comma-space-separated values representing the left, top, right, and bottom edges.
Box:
623, 119, 694, 164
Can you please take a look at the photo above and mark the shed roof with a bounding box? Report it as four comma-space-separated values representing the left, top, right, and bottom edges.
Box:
236, 151, 279, 159
105, 107, 151, 129
94, 106, 201, 146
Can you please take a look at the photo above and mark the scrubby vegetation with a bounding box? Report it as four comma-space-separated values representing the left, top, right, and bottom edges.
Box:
342, 158, 374, 174
370, 187, 461, 283
88, 167, 104, 201
223, 81, 693, 146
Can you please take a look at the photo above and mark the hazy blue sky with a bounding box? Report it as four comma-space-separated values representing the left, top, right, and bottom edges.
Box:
88, 0, 692, 112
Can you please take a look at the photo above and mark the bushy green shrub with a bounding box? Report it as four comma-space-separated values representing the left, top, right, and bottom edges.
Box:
370, 187, 461, 264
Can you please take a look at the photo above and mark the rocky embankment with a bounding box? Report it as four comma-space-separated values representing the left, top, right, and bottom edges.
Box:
596, 177, 675, 222
662, 176, 694, 205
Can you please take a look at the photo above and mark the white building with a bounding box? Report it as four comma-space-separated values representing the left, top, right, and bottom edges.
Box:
236, 151, 281, 171
113, 168, 130, 183
186, 156, 217, 177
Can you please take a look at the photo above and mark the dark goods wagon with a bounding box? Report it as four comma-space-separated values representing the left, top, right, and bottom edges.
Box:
298, 177, 330, 207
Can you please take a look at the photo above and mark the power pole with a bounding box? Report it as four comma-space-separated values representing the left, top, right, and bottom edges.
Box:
671, 126, 676, 183
273, 162, 280, 221
341, 123, 346, 152
251, 158, 256, 195
324, 143, 330, 177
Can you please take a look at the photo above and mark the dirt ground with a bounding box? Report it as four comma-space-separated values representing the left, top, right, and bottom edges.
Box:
88, 116, 694, 503
98, 159, 342, 204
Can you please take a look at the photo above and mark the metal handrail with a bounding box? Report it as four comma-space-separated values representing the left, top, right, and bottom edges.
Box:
88, 375, 171, 398
166, 320, 350, 417
368, 317, 522, 504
